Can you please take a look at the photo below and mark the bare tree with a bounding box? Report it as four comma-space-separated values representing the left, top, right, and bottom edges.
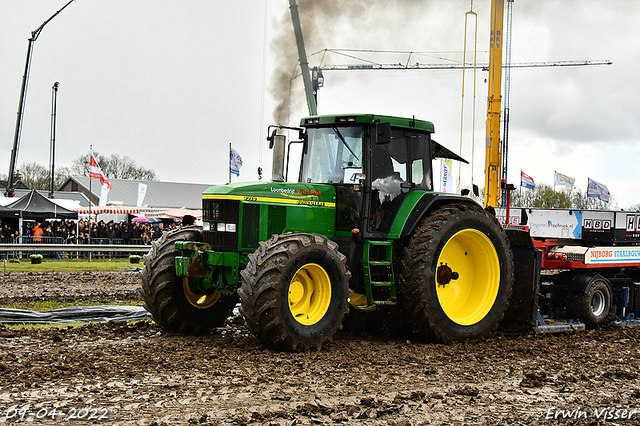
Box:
70, 152, 157, 181
3, 162, 72, 191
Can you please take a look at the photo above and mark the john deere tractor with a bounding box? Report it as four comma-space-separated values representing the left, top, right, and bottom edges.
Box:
141, 114, 516, 351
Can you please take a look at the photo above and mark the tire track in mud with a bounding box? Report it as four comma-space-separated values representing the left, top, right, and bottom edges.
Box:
1, 272, 640, 425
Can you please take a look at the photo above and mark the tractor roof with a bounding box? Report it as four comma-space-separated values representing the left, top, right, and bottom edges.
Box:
301, 114, 435, 133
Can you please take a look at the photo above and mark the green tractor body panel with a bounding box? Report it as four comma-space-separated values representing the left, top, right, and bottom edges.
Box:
202, 181, 337, 245
176, 181, 338, 295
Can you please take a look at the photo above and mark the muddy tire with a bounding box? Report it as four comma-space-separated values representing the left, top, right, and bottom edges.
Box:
566, 278, 611, 327
239, 232, 351, 351
140, 226, 237, 334
399, 203, 514, 342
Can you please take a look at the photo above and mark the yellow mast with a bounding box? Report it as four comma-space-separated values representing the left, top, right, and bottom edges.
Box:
484, 0, 504, 208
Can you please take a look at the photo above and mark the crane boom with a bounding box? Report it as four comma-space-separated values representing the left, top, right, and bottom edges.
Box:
288, 0, 317, 116
484, 0, 504, 208
5, 0, 75, 197
304, 59, 612, 72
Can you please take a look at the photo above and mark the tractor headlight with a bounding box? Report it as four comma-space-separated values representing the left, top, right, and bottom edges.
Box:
215, 222, 237, 233
203, 222, 210, 231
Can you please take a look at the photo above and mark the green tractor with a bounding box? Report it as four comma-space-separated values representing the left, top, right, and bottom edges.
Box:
141, 114, 515, 351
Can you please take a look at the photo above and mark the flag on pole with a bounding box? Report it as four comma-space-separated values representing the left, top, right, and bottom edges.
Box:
90, 149, 112, 189
587, 178, 611, 203
137, 183, 148, 207
554, 171, 575, 188
230, 147, 243, 177
440, 158, 454, 193
520, 170, 535, 189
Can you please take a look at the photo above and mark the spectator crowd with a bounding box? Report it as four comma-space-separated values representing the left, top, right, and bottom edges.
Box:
0, 218, 176, 245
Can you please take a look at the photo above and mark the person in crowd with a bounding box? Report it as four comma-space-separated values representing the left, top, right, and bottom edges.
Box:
104, 224, 117, 243
67, 229, 78, 244
43, 224, 54, 241
141, 228, 151, 245
121, 224, 131, 245
152, 223, 164, 240
182, 215, 196, 226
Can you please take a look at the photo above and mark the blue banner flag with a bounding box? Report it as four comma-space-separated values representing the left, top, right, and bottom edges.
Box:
230, 147, 243, 177
587, 178, 610, 203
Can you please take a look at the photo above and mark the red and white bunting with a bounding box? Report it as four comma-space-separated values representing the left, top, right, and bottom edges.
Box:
73, 207, 140, 215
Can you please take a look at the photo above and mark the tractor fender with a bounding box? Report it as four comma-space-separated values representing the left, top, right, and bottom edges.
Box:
399, 193, 481, 239
560, 272, 612, 296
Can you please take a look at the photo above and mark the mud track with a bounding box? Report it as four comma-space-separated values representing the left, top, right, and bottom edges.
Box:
1, 271, 640, 425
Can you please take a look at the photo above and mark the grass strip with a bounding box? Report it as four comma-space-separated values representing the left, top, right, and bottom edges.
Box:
1, 258, 143, 272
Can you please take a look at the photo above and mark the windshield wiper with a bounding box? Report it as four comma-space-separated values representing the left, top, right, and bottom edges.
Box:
331, 127, 360, 161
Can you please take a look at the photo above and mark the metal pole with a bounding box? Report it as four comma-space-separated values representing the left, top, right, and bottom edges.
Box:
49, 82, 59, 198
88, 146, 92, 262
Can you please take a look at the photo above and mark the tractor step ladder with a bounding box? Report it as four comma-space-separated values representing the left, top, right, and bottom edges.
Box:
363, 240, 396, 306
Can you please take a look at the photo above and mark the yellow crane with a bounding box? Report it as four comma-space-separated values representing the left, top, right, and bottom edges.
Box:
484, 0, 505, 208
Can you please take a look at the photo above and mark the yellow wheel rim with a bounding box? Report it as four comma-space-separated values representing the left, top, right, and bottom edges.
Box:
435, 229, 500, 326
288, 263, 332, 325
183, 278, 221, 309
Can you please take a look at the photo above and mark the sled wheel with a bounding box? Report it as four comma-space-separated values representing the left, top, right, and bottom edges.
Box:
567, 278, 611, 327
239, 233, 351, 351
140, 226, 237, 334
399, 203, 514, 342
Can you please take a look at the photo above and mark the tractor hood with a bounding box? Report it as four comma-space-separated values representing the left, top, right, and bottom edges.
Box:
203, 181, 337, 208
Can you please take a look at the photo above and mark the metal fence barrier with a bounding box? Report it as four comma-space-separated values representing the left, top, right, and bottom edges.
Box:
0, 243, 151, 260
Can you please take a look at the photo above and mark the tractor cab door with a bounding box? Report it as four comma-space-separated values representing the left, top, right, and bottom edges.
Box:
366, 128, 433, 236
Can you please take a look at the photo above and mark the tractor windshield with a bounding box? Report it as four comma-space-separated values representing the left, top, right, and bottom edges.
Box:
300, 126, 363, 184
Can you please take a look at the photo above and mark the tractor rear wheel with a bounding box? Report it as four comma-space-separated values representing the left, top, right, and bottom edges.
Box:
140, 226, 237, 334
399, 203, 514, 342
239, 232, 351, 351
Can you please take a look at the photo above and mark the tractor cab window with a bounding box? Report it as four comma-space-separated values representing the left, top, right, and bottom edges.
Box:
369, 129, 433, 232
300, 126, 363, 184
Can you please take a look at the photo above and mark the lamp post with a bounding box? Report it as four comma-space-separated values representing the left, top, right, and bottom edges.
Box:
49, 82, 59, 198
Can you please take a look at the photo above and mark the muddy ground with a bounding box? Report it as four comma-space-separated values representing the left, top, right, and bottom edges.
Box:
1, 271, 640, 425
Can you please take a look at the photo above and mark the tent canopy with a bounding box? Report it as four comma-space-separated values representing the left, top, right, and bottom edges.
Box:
0, 204, 19, 219
7, 190, 78, 220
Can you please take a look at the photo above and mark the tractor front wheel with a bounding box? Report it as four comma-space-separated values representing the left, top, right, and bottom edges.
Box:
399, 203, 514, 342
140, 226, 237, 334
239, 233, 351, 351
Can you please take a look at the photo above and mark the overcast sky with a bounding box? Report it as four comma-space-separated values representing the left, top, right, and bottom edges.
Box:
1, 1, 639, 208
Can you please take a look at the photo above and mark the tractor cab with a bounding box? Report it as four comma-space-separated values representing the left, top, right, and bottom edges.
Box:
295, 114, 467, 238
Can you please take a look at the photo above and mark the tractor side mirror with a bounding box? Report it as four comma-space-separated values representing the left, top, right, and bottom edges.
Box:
374, 121, 391, 144
267, 129, 278, 149
300, 131, 308, 154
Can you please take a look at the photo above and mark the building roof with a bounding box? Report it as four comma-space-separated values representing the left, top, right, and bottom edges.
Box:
59, 177, 214, 210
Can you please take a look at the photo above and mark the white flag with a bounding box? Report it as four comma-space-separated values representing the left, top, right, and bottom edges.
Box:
554, 171, 575, 188
587, 178, 610, 203
230, 147, 243, 177
99, 183, 110, 206
440, 158, 454, 193
137, 183, 148, 207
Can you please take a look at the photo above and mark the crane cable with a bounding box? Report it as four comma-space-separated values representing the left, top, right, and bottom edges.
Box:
458, 2, 479, 196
